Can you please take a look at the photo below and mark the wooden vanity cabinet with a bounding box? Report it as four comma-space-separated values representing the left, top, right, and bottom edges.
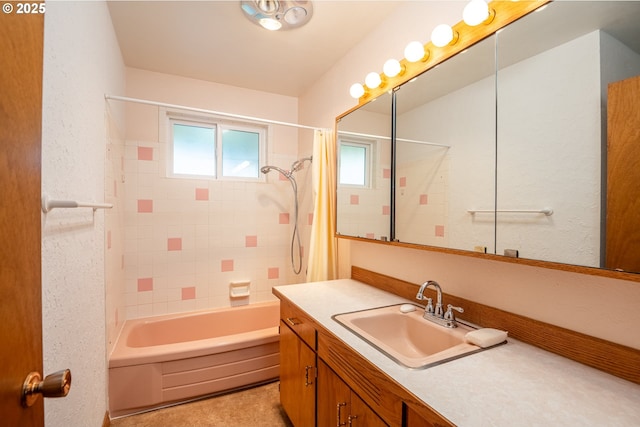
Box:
276, 294, 452, 427
279, 300, 317, 427
317, 359, 388, 427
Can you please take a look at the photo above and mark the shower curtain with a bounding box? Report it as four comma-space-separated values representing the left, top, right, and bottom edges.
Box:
307, 129, 338, 282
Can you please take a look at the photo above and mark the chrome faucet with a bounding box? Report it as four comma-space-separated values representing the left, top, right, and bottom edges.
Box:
416, 280, 463, 328
416, 280, 444, 317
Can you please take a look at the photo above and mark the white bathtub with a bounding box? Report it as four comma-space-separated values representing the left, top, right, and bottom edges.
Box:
108, 301, 280, 417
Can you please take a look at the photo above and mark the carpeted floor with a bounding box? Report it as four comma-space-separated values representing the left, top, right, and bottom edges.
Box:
110, 381, 293, 427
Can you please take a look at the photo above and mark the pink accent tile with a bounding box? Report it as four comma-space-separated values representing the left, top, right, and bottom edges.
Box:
350, 195, 359, 205
245, 235, 258, 247
279, 213, 290, 224
107, 230, 112, 250
382, 205, 390, 215
435, 225, 445, 237
308, 213, 314, 226
181, 287, 196, 300
221, 259, 234, 272
366, 233, 375, 239
399, 176, 407, 187
137, 146, 153, 161
167, 237, 182, 251
268, 267, 279, 279
195, 187, 209, 201
137, 278, 153, 292
383, 168, 391, 179
279, 173, 289, 181
420, 194, 428, 205
138, 199, 153, 213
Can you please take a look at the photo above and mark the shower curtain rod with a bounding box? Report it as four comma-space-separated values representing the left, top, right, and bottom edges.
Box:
338, 130, 450, 148
105, 95, 329, 132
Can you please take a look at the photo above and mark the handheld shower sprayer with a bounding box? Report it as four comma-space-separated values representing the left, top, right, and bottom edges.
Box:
260, 155, 313, 275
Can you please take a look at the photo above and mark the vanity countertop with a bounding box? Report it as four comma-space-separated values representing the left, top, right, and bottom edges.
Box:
274, 279, 640, 427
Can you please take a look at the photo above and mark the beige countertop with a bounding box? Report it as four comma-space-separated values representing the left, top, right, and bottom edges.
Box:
274, 279, 640, 427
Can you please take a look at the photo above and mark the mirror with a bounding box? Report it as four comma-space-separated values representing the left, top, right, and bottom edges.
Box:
335, 1, 640, 276
495, 1, 640, 270
336, 90, 392, 240
395, 35, 496, 252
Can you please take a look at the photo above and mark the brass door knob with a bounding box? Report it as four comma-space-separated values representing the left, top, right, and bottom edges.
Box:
22, 369, 72, 407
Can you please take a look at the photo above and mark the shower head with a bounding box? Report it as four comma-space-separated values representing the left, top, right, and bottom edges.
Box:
290, 156, 312, 173
261, 165, 290, 177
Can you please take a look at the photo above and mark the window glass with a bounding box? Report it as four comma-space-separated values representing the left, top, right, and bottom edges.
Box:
339, 142, 368, 186
172, 123, 216, 177
221, 129, 260, 178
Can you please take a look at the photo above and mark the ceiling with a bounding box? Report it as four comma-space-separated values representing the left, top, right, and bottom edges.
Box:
108, 1, 401, 98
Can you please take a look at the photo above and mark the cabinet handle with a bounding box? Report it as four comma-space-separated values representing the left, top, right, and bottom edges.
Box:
304, 365, 314, 386
337, 402, 347, 427
286, 317, 301, 326
348, 414, 358, 426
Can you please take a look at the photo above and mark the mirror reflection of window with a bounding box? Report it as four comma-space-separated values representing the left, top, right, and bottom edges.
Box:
339, 140, 372, 187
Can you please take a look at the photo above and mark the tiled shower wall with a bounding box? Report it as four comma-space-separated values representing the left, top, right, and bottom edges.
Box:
105, 79, 313, 350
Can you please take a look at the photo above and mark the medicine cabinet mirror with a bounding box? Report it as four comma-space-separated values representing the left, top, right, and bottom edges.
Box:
335, 1, 640, 276
336, 90, 392, 240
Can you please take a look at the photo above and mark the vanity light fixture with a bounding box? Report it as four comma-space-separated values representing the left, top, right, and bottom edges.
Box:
349, 83, 366, 99
240, 0, 313, 31
431, 24, 459, 47
404, 41, 430, 63
365, 72, 383, 89
463, 0, 495, 26
383, 59, 405, 78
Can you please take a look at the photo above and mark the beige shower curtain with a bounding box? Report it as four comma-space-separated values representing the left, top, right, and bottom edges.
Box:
306, 129, 338, 282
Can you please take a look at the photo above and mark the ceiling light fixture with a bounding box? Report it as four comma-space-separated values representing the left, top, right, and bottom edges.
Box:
241, 0, 313, 31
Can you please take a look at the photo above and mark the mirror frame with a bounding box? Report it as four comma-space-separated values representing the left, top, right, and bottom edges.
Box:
336, 0, 640, 284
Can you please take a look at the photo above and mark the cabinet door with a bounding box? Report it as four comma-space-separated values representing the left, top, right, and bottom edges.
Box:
317, 360, 388, 427
350, 392, 388, 427
317, 360, 351, 427
280, 321, 316, 427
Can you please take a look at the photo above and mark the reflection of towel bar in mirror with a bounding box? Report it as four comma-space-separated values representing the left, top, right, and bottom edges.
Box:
338, 131, 450, 148
468, 208, 553, 216
41, 195, 113, 213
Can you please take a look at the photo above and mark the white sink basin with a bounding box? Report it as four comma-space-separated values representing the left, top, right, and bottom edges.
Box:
333, 304, 496, 369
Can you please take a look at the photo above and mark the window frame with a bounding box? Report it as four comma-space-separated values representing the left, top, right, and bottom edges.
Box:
338, 137, 375, 189
165, 111, 267, 182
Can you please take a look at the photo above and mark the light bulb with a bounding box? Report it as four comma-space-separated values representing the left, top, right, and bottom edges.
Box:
365, 72, 382, 89
259, 17, 282, 31
431, 24, 455, 47
463, 0, 489, 26
349, 83, 365, 99
404, 41, 425, 62
383, 59, 403, 78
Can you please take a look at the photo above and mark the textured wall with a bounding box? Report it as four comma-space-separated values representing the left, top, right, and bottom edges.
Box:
42, 2, 125, 425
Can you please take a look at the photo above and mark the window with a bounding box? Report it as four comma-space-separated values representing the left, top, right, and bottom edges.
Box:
168, 115, 265, 180
338, 139, 373, 187
172, 122, 216, 177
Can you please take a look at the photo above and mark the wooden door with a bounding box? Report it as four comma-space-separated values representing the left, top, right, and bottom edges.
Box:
0, 7, 45, 427
606, 75, 640, 271
280, 321, 316, 427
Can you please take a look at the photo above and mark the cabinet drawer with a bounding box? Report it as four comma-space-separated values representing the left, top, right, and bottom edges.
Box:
280, 298, 316, 349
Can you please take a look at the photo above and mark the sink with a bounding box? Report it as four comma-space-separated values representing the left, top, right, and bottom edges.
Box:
333, 304, 498, 369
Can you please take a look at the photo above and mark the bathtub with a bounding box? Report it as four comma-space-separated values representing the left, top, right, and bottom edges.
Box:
108, 300, 280, 418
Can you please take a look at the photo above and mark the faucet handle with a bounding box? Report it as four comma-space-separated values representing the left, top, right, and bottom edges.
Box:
444, 304, 464, 321
425, 298, 434, 314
